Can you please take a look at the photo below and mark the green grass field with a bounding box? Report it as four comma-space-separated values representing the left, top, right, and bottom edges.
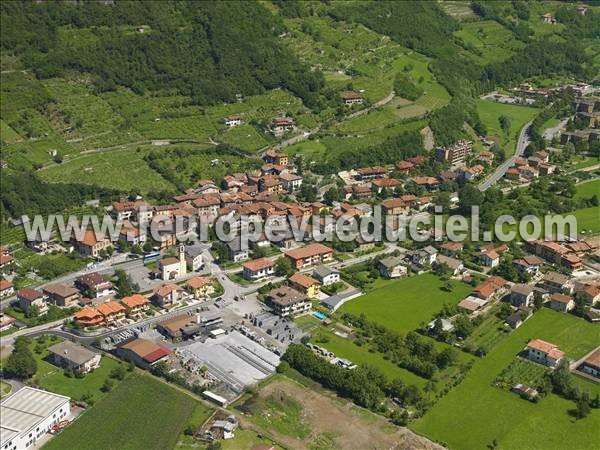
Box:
45, 375, 199, 450
572, 206, 600, 235
476, 99, 540, 156
454, 20, 525, 64
30, 337, 130, 403
574, 179, 600, 200
39, 147, 174, 193
339, 273, 472, 333
411, 309, 600, 450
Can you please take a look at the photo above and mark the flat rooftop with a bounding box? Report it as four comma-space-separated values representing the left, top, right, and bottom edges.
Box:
1, 387, 70, 446
183, 331, 280, 390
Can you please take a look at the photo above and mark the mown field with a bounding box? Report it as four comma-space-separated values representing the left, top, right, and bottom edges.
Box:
30, 337, 130, 404
573, 180, 600, 235
476, 99, 540, 156
339, 273, 472, 334
412, 309, 600, 450
45, 375, 199, 450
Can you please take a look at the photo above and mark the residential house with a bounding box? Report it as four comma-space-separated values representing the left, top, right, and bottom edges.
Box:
549, 293, 575, 313
185, 247, 204, 272
381, 197, 409, 215
526, 339, 564, 368
118, 227, 146, 246
96, 301, 126, 325
121, 294, 150, 317
371, 178, 402, 194
285, 243, 334, 270
263, 149, 289, 166
435, 254, 464, 275
542, 271, 572, 294
42, 283, 80, 308
312, 265, 341, 286
578, 348, 600, 379
280, 173, 303, 192
0, 254, 14, 274
576, 284, 600, 305
513, 255, 544, 276
17, 288, 48, 315
266, 286, 310, 317
289, 272, 321, 298
472, 276, 507, 301
0, 279, 14, 297
379, 256, 407, 279
505, 308, 531, 329
341, 91, 364, 105
0, 312, 16, 332
73, 307, 104, 327
72, 230, 112, 258
412, 176, 440, 190
116, 338, 171, 370
75, 272, 115, 298
510, 284, 534, 308
356, 166, 388, 181
242, 258, 275, 281
396, 160, 415, 174
478, 249, 500, 268
411, 245, 438, 267
185, 276, 215, 299
153, 283, 184, 309
223, 115, 242, 127
272, 117, 295, 135
227, 239, 250, 263
440, 242, 463, 257
47, 341, 101, 374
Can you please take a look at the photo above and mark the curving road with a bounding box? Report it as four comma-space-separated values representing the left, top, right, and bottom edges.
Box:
478, 120, 532, 192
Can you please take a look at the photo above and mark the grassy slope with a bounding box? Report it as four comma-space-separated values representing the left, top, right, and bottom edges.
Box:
340, 273, 472, 334
476, 99, 540, 156
411, 309, 600, 450
45, 375, 198, 450
38, 147, 174, 193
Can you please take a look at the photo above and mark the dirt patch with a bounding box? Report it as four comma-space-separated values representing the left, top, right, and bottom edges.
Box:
245, 378, 444, 450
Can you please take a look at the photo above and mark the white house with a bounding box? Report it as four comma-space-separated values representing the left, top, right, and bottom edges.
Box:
223, 115, 242, 127
47, 341, 101, 374
312, 265, 341, 286
379, 256, 407, 279
242, 258, 275, 281
526, 339, 565, 368
279, 172, 303, 192
185, 247, 204, 272
0, 387, 71, 450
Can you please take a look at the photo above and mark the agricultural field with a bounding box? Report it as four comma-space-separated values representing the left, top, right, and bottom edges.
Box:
30, 337, 131, 404
38, 146, 175, 193
454, 20, 525, 64
237, 374, 433, 450
462, 307, 510, 353
412, 309, 600, 450
339, 273, 473, 334
42, 78, 142, 149
45, 375, 198, 450
174, 403, 215, 450
476, 99, 540, 156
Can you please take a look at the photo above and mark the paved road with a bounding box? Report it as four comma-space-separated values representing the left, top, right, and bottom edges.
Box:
478, 120, 532, 192
0, 256, 145, 310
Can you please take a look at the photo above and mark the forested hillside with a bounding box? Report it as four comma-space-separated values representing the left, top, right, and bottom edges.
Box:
0, 1, 324, 106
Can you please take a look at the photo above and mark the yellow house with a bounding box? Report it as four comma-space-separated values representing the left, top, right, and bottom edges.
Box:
185, 276, 215, 299
289, 272, 321, 299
